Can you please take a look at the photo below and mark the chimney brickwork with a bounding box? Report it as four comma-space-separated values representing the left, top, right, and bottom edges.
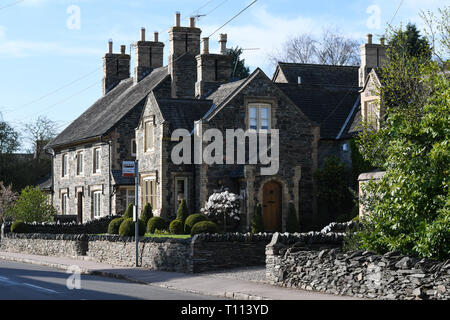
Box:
359, 34, 387, 87
134, 28, 165, 83
102, 41, 130, 95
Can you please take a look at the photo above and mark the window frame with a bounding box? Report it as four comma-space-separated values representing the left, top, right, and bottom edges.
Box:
93, 147, 101, 174
61, 153, 68, 178
248, 103, 272, 132
92, 191, 102, 218
144, 121, 154, 153
126, 188, 135, 208
143, 177, 157, 210
175, 177, 188, 209
61, 192, 68, 215
76, 150, 84, 176
131, 139, 137, 157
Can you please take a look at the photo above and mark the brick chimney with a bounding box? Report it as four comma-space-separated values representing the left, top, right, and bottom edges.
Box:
168, 12, 202, 98
195, 34, 233, 98
359, 34, 387, 87
102, 40, 130, 95
134, 28, 165, 83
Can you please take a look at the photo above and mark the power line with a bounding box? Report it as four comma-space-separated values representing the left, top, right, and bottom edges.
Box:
389, 0, 404, 26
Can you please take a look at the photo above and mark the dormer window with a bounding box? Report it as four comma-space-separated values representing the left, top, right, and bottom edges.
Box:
248, 103, 271, 131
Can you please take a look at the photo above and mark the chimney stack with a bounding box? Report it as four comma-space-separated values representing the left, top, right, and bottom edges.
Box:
154, 31, 159, 42
102, 40, 130, 95
380, 37, 385, 46
168, 11, 202, 98
134, 27, 165, 83
120, 45, 126, 55
195, 33, 233, 98
190, 17, 196, 28
359, 34, 387, 87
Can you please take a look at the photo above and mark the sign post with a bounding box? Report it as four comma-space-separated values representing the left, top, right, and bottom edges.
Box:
122, 160, 139, 267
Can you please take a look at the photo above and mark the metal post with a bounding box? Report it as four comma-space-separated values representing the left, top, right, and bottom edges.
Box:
135, 160, 139, 267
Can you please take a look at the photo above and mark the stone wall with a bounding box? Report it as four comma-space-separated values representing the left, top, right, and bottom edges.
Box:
266, 233, 450, 300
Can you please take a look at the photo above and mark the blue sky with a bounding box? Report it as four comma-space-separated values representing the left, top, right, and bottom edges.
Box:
0, 0, 446, 150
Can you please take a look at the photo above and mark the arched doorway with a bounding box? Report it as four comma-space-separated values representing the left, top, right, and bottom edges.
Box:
262, 181, 282, 232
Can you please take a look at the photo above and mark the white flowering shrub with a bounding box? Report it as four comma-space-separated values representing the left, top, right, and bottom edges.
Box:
201, 191, 241, 223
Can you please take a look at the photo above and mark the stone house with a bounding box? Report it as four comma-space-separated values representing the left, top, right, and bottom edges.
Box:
45, 12, 382, 230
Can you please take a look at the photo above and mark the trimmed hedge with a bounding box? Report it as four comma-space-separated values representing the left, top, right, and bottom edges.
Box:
140, 203, 153, 226
108, 217, 125, 235
191, 221, 219, 235
147, 216, 167, 234
118, 218, 146, 237
184, 214, 208, 234
123, 203, 134, 219
11, 221, 27, 233
176, 199, 189, 224
169, 219, 184, 235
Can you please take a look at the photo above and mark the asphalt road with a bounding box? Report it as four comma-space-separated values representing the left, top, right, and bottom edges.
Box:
0, 260, 217, 300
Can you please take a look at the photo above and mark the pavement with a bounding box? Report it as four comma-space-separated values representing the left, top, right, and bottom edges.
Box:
0, 251, 358, 300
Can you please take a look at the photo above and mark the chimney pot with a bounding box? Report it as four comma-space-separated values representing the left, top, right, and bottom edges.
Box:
120, 45, 126, 55
175, 12, 181, 27
202, 37, 209, 54
366, 34, 373, 45
380, 37, 385, 46
154, 31, 159, 42
140, 28, 146, 42
108, 39, 113, 54
190, 17, 196, 28
219, 34, 227, 54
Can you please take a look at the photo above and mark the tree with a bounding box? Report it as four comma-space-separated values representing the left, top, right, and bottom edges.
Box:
226, 46, 251, 80
420, 6, 450, 65
355, 22, 449, 260
269, 27, 360, 68
388, 23, 432, 61
6, 186, 56, 223
140, 203, 153, 226
0, 121, 20, 155
250, 202, 264, 234
0, 181, 18, 224
176, 199, 189, 224
23, 116, 57, 160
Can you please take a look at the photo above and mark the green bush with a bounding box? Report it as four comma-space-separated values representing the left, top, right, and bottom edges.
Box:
8, 186, 56, 223
286, 202, 301, 233
123, 203, 134, 219
107, 217, 125, 235
118, 218, 145, 237
147, 216, 167, 234
184, 214, 208, 234
140, 203, 153, 226
250, 203, 264, 234
176, 199, 189, 224
169, 219, 184, 235
11, 220, 27, 233
191, 221, 219, 235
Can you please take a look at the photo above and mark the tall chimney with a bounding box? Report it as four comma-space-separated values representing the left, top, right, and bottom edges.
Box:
359, 34, 387, 87
190, 17, 196, 28
102, 40, 130, 95
134, 27, 165, 83
195, 34, 232, 98
168, 11, 202, 98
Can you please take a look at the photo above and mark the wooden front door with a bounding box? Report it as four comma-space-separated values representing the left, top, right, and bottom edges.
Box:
263, 181, 282, 232
77, 192, 83, 223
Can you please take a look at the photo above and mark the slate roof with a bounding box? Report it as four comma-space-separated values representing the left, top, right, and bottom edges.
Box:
273, 63, 360, 140
157, 98, 213, 133
274, 62, 359, 87
47, 67, 169, 148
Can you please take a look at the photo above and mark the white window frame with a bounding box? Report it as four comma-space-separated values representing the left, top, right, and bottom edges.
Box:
144, 121, 154, 152
92, 191, 102, 218
62, 153, 68, 178
93, 147, 101, 174
76, 150, 84, 176
143, 177, 157, 210
248, 103, 271, 132
175, 177, 188, 209
61, 192, 68, 215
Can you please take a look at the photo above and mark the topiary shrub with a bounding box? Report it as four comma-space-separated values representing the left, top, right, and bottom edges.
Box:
176, 199, 189, 224
286, 202, 301, 233
169, 219, 184, 235
184, 213, 208, 234
140, 203, 153, 226
250, 203, 264, 234
147, 216, 167, 234
123, 203, 134, 219
11, 220, 27, 233
118, 218, 145, 237
191, 221, 219, 235
107, 217, 125, 235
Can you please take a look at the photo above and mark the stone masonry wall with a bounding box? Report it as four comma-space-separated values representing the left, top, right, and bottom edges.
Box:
266, 233, 450, 300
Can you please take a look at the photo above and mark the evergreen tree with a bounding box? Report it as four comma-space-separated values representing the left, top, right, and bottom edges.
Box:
140, 203, 153, 226
226, 47, 251, 80
176, 199, 189, 224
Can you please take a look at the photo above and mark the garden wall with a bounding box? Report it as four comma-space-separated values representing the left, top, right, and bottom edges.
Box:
266, 233, 450, 300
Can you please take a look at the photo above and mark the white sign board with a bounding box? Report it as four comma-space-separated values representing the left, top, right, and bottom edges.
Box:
122, 161, 135, 177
